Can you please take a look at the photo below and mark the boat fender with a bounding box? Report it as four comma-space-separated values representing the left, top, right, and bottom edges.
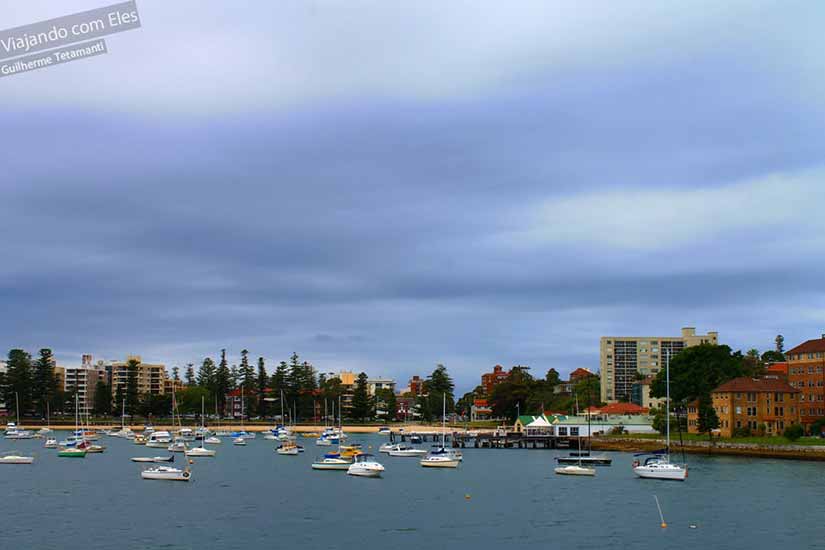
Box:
632, 460, 640, 468
183, 471, 190, 478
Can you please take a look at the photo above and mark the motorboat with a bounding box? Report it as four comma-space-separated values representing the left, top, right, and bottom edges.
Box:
5, 424, 34, 440
143, 425, 155, 434
131, 456, 174, 463
263, 432, 278, 440
73, 429, 99, 441
377, 426, 391, 435
141, 466, 191, 481
186, 446, 217, 457
176, 428, 196, 442
311, 455, 352, 470
347, 454, 384, 477
276, 442, 299, 455
134, 435, 147, 445
59, 435, 81, 447
204, 436, 221, 445
167, 438, 187, 453
388, 444, 428, 457
0, 452, 34, 464
44, 437, 58, 448
555, 464, 596, 476
233, 437, 246, 446
409, 435, 423, 444
379, 442, 396, 453
146, 431, 173, 448
315, 436, 333, 446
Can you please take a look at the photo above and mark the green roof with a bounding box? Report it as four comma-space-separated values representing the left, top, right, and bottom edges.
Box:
516, 415, 537, 425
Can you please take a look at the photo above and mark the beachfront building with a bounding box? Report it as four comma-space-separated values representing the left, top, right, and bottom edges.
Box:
470, 398, 492, 421
64, 355, 108, 414
786, 336, 825, 427
366, 376, 396, 397
110, 355, 167, 398
600, 327, 719, 403
687, 377, 800, 437
481, 365, 509, 395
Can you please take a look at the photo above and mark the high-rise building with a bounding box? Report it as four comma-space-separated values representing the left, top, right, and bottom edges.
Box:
786, 335, 825, 426
366, 377, 396, 396
110, 355, 167, 398
600, 327, 719, 403
64, 354, 107, 414
481, 365, 509, 395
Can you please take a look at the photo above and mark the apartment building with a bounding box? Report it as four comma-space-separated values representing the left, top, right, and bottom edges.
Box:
481, 365, 509, 395
786, 336, 825, 426
110, 355, 167, 397
64, 355, 107, 414
600, 327, 719, 403
366, 376, 396, 397
688, 377, 799, 437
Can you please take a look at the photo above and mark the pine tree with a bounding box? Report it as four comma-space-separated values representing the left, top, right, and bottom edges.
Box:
214, 349, 232, 416
185, 363, 196, 386
256, 357, 268, 417
4, 349, 34, 415
775, 334, 785, 354
350, 372, 372, 421
172, 366, 180, 382
240, 349, 255, 391
114, 384, 125, 415
125, 357, 140, 416
93, 381, 111, 416
269, 360, 289, 419
425, 364, 455, 418
32, 348, 58, 417
197, 357, 217, 389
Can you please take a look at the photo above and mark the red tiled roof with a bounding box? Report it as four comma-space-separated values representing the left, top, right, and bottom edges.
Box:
712, 377, 798, 394
765, 362, 788, 375
590, 402, 649, 415
473, 399, 489, 407
787, 338, 825, 355
570, 368, 595, 377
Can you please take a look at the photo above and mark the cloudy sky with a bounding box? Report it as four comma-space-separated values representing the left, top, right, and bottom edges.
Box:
2, 1, 824, 392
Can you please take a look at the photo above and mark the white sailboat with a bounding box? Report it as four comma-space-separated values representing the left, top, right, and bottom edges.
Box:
276, 390, 299, 455
142, 390, 192, 481
187, 396, 217, 457
632, 349, 687, 481
5, 394, 33, 439
347, 453, 384, 477
420, 394, 460, 468
0, 451, 34, 464
37, 402, 53, 436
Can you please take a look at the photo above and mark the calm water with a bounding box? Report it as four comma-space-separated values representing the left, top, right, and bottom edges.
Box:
2, 433, 823, 549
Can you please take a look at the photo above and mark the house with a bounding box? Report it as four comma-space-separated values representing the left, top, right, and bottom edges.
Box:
631, 375, 666, 410
687, 377, 800, 437
553, 367, 598, 394
470, 398, 492, 421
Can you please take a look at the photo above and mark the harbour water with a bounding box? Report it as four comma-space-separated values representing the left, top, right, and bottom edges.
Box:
2, 433, 823, 549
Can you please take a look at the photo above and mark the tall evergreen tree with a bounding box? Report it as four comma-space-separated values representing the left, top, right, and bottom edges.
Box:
32, 348, 58, 417
775, 334, 785, 354
185, 363, 196, 386
114, 384, 125, 415
256, 356, 268, 417
171, 366, 180, 382
93, 380, 112, 416
230, 365, 240, 390
350, 372, 372, 421
269, 361, 289, 419
424, 364, 455, 420
125, 357, 141, 416
214, 349, 232, 415
197, 357, 217, 389
4, 349, 34, 415
240, 349, 255, 391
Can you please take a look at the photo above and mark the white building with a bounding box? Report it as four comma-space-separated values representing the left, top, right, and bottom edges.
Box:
366, 377, 396, 396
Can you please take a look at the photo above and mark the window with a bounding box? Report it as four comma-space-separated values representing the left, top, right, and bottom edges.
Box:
570, 427, 579, 436
558, 427, 567, 436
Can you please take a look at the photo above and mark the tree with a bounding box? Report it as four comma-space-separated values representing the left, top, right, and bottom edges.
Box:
214, 349, 232, 416
125, 357, 141, 416
93, 381, 111, 416
650, 344, 747, 404
696, 395, 720, 435
421, 364, 455, 421
184, 363, 196, 386
114, 384, 125, 415
270, 361, 289, 398
171, 366, 180, 382
743, 349, 765, 378
545, 368, 561, 385
375, 388, 397, 420
350, 372, 372, 421
197, 357, 217, 389
256, 357, 268, 417
4, 349, 34, 415
489, 367, 532, 421
775, 334, 785, 354
783, 423, 804, 441
32, 348, 59, 417
240, 350, 255, 392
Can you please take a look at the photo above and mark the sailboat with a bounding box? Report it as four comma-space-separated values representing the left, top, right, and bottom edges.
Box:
555, 393, 611, 466
312, 396, 352, 469
59, 394, 87, 458
632, 349, 687, 481
233, 388, 249, 446
187, 396, 217, 457
205, 398, 222, 444
142, 390, 192, 481
555, 396, 595, 476
420, 394, 460, 468
79, 404, 106, 453
38, 401, 53, 436
276, 392, 299, 455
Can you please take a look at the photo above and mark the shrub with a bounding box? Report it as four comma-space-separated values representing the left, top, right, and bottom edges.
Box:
783, 424, 804, 441
732, 427, 752, 438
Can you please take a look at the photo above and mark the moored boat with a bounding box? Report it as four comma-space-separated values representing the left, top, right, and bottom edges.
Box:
141, 466, 191, 481
347, 454, 384, 477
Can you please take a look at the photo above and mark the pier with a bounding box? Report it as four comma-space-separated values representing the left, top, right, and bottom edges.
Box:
391, 430, 584, 450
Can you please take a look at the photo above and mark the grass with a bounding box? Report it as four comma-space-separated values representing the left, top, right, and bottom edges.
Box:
605, 432, 825, 446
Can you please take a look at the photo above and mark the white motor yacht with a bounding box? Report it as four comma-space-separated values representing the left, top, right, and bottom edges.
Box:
388, 444, 428, 457
347, 454, 384, 477
311, 455, 352, 470
186, 446, 217, 457
0, 452, 34, 464
44, 437, 58, 448
204, 436, 221, 445
146, 431, 172, 448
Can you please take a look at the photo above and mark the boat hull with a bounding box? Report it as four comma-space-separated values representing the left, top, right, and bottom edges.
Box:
633, 465, 687, 481
555, 466, 595, 476
0, 456, 34, 464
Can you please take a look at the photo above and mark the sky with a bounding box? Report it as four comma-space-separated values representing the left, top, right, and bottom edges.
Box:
1, 1, 824, 393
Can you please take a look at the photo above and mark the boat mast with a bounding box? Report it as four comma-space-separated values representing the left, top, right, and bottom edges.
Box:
666, 348, 671, 459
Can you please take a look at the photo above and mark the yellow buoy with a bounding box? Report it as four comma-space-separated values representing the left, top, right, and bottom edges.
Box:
661, 522, 667, 529
465, 494, 471, 500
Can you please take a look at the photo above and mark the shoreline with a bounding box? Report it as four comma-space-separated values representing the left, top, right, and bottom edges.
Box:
591, 437, 825, 461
